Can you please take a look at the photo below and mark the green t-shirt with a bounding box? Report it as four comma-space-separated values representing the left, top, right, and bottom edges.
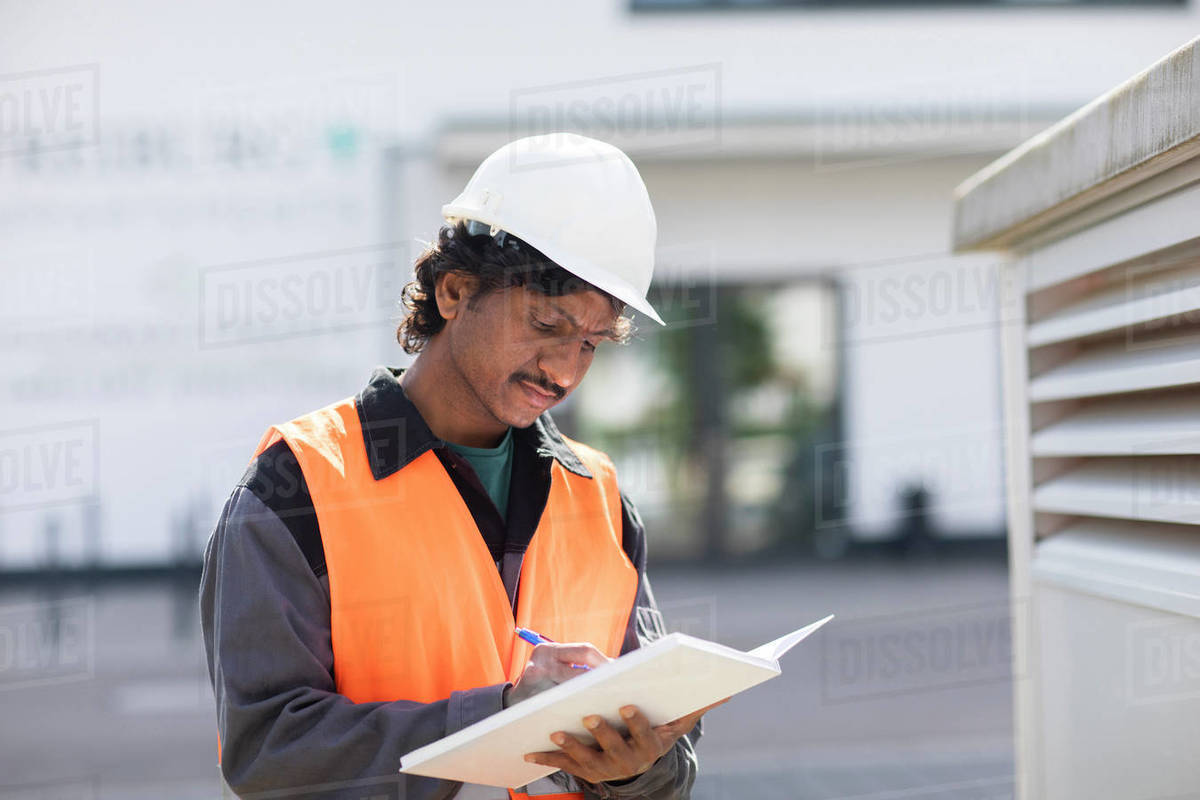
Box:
444, 426, 514, 521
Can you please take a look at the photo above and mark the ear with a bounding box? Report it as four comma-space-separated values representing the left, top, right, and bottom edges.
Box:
434, 272, 479, 322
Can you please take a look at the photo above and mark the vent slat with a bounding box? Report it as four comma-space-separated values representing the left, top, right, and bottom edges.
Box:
1031, 393, 1200, 455
1031, 519, 1200, 618
1028, 338, 1200, 403
1032, 457, 1200, 526
1028, 278, 1200, 349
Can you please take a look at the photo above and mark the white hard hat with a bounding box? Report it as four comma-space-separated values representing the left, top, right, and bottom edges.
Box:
441, 131, 665, 326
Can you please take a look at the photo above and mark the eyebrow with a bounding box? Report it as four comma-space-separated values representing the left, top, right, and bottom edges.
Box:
547, 303, 618, 340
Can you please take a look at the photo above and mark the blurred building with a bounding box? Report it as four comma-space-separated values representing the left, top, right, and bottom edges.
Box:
2, 2, 1197, 568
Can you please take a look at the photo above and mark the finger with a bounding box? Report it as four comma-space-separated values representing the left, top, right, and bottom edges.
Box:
525, 645, 586, 684
543, 658, 592, 684
547, 730, 604, 772
617, 706, 665, 757
653, 719, 696, 744
550, 642, 612, 669
653, 708, 708, 742
524, 750, 575, 771
663, 708, 703, 732
533, 648, 609, 683
528, 642, 607, 670
583, 714, 636, 761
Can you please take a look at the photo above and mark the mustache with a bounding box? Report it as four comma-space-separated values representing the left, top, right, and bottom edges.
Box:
514, 374, 564, 400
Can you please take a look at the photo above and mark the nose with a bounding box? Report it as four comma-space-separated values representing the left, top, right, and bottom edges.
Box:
536, 338, 585, 394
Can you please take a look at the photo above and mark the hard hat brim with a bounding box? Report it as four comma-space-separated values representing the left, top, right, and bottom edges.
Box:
442, 207, 667, 327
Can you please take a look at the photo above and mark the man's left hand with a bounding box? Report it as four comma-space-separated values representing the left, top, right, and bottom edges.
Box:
522, 697, 730, 784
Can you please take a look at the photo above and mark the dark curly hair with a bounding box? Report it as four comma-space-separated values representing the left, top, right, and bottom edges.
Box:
396, 220, 636, 354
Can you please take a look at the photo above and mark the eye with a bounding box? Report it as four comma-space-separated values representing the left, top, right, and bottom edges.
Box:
531, 317, 555, 333
582, 339, 597, 353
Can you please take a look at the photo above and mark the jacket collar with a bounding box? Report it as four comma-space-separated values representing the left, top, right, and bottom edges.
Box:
354, 365, 593, 481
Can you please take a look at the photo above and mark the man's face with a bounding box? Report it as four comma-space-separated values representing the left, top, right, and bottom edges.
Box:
445, 281, 621, 429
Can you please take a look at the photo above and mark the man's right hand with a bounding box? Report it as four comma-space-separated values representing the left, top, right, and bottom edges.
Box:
503, 642, 611, 708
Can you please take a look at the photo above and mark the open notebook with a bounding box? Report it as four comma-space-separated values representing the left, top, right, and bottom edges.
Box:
399, 614, 834, 789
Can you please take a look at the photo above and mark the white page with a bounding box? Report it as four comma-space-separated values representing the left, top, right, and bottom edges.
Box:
399, 614, 833, 789
747, 613, 835, 660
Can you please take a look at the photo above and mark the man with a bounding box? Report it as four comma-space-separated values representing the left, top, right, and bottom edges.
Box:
200, 132, 724, 800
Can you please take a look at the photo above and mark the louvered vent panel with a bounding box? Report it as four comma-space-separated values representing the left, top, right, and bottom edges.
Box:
1027, 237, 1200, 553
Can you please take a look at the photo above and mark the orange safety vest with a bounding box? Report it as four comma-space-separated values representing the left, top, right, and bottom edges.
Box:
217, 396, 639, 800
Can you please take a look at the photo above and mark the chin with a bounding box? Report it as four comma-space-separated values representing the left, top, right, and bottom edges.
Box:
501, 381, 556, 428
489, 399, 538, 430
511, 407, 545, 428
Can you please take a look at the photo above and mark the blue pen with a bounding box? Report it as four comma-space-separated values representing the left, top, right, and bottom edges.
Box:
515, 626, 591, 670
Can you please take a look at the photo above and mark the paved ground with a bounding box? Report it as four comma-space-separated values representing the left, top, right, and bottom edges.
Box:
653, 558, 1015, 799
0, 556, 1014, 799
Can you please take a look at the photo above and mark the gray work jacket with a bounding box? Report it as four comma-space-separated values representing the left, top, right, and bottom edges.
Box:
199, 366, 703, 799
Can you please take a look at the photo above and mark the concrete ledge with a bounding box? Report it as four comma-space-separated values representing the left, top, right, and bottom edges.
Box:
952, 36, 1200, 252
434, 111, 1061, 166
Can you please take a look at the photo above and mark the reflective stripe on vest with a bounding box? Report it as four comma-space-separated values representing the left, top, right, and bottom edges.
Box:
217, 396, 638, 799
